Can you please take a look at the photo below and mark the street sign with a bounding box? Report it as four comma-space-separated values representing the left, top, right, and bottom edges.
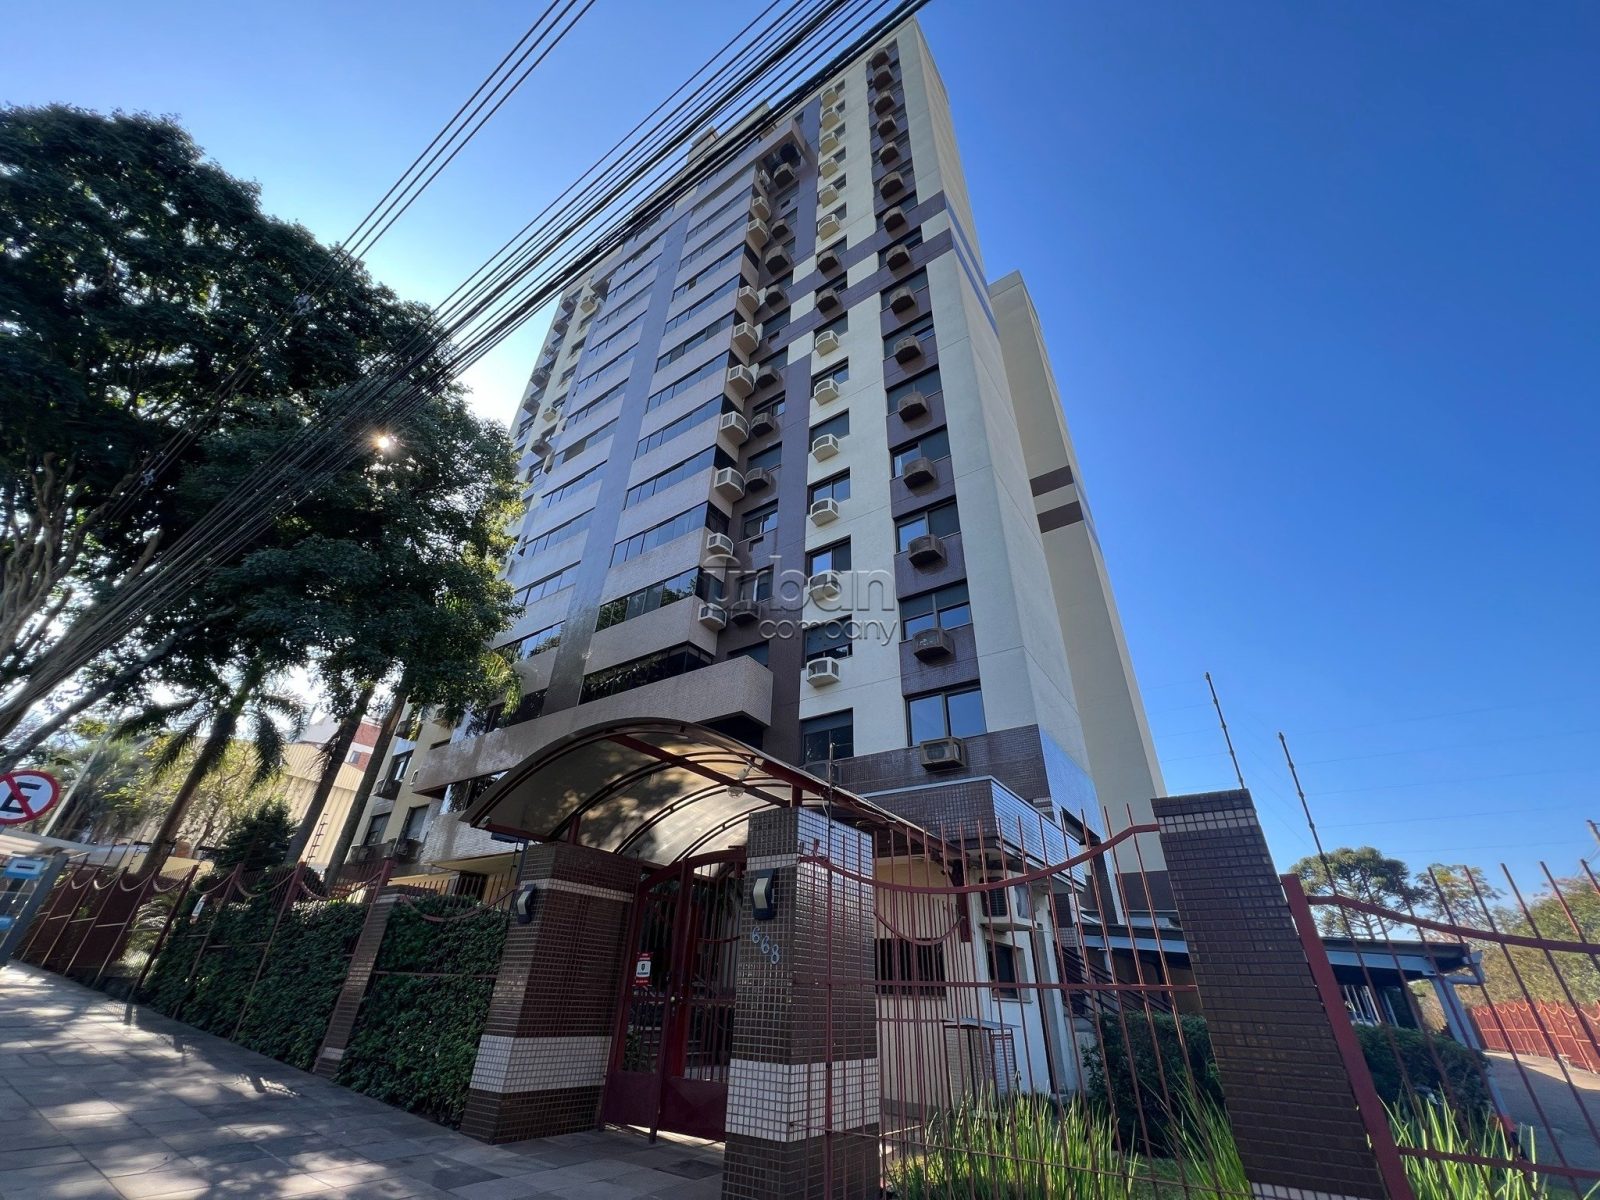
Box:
0, 771, 60, 826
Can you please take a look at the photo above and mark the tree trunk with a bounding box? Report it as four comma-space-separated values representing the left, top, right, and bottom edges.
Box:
323, 680, 409, 885
135, 669, 256, 879
285, 683, 374, 867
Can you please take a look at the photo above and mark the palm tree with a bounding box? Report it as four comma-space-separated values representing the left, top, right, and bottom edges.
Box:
128, 659, 305, 878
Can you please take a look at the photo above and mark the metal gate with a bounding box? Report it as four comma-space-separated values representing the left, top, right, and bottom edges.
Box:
602, 848, 745, 1139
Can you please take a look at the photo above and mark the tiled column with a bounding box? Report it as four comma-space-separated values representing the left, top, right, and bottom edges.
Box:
313, 884, 402, 1079
723, 809, 879, 1200
1154, 790, 1398, 1200
459, 841, 638, 1144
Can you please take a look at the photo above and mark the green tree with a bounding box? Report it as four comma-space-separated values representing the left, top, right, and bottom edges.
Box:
1415, 863, 1503, 924
0, 105, 521, 763
1291, 846, 1428, 938
212, 800, 295, 873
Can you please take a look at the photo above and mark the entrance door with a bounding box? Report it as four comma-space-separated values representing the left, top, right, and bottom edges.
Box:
602, 849, 745, 1139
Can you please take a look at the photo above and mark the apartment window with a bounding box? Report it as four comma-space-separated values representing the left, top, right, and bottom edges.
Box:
907, 685, 986, 743
507, 689, 546, 726
877, 939, 948, 997
674, 244, 756, 298
884, 314, 936, 359
572, 346, 632, 393
801, 710, 854, 764
608, 255, 660, 302
891, 428, 951, 475
987, 940, 1023, 1001
730, 642, 769, 666
751, 395, 785, 430
888, 368, 940, 412
538, 461, 604, 508
806, 539, 851, 575
663, 275, 741, 333
755, 347, 788, 382
611, 504, 726, 566
811, 411, 850, 443
741, 502, 779, 539
816, 311, 848, 339
387, 750, 412, 783
521, 510, 593, 558
504, 620, 564, 659
400, 805, 429, 842
808, 471, 851, 505
680, 215, 746, 266
515, 562, 580, 607
657, 312, 736, 370
624, 447, 723, 507
803, 621, 852, 662
737, 568, 773, 602
878, 229, 924, 267
596, 567, 720, 631
645, 360, 726, 416
882, 269, 928, 309
361, 814, 388, 847
580, 645, 712, 703
747, 443, 782, 473
636, 396, 723, 456
813, 360, 850, 389
553, 419, 616, 467
591, 295, 648, 333
762, 305, 791, 339
564, 381, 625, 426
585, 313, 645, 358
896, 500, 960, 551
900, 582, 971, 638
685, 187, 751, 238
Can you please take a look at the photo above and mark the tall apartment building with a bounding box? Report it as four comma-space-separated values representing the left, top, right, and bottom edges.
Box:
367, 21, 1167, 910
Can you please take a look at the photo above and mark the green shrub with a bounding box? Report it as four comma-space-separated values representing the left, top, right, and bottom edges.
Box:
1356, 1023, 1492, 1112
337, 895, 508, 1127
1083, 1012, 1223, 1150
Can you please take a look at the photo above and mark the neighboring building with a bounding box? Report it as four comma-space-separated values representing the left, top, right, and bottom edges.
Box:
282, 717, 383, 872
347, 20, 1173, 1145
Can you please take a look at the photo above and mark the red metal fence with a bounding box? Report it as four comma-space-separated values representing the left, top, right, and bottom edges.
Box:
1471, 1000, 1600, 1074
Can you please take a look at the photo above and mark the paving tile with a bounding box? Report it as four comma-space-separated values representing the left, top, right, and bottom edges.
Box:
0, 1142, 89, 1169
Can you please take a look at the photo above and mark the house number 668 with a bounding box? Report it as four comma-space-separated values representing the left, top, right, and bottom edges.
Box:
750, 928, 781, 966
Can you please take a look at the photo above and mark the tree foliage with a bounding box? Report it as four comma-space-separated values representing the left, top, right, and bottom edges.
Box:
212, 800, 295, 872
0, 104, 521, 761
1291, 846, 1428, 938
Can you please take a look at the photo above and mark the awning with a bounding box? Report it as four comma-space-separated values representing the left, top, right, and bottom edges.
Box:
463, 718, 923, 864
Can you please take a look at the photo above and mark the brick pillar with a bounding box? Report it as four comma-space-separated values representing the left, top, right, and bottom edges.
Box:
1153, 790, 1400, 1200
314, 883, 402, 1079
722, 809, 878, 1200
459, 841, 638, 1144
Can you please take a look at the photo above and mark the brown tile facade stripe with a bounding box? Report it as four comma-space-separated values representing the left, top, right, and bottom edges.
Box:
1029, 463, 1075, 495
1152, 790, 1390, 1200
1037, 500, 1085, 533
312, 888, 403, 1080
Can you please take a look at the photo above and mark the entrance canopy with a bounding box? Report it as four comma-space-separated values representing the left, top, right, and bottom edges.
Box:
463, 719, 920, 864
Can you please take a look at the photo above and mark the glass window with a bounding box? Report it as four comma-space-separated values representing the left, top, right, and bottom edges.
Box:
807, 540, 851, 575
809, 472, 850, 505
892, 429, 951, 475
737, 568, 773, 602
361, 814, 388, 846
901, 582, 972, 638
400, 805, 429, 841
946, 687, 986, 737
804, 621, 852, 662
987, 940, 1022, 1001
907, 685, 985, 743
811, 411, 850, 442
742, 503, 779, 539
747, 444, 783, 473
888, 368, 940, 412
895, 500, 960, 551
801, 711, 854, 764
730, 642, 770, 666
813, 361, 850, 388
884, 314, 936, 359
387, 750, 412, 783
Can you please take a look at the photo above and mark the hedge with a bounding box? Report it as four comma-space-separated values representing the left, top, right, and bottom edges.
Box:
139, 879, 366, 1070
337, 895, 508, 1127
1085, 1012, 1488, 1150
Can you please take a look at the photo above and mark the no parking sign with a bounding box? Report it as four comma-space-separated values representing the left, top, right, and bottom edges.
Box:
0, 771, 60, 826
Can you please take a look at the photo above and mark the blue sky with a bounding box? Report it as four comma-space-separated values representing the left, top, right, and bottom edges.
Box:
11, 1, 1599, 883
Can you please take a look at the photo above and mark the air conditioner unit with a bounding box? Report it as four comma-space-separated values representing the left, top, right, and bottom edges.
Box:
540, 405, 561, 421
820, 130, 841, 156
717, 411, 751, 446
817, 213, 842, 242
810, 433, 841, 460
809, 497, 841, 525
873, 91, 895, 116
879, 142, 902, 167
816, 244, 843, 275
894, 335, 924, 364
896, 390, 929, 420
886, 242, 913, 271
818, 182, 842, 208
883, 205, 908, 232
919, 736, 966, 770
704, 532, 736, 563
911, 627, 954, 661
731, 321, 761, 356
808, 570, 842, 602
872, 64, 895, 90
728, 599, 762, 626
764, 245, 792, 274
745, 218, 770, 249
712, 466, 746, 499
769, 213, 793, 242
748, 408, 777, 437
755, 168, 772, 191
813, 377, 841, 405
876, 114, 899, 139
735, 285, 761, 317
579, 293, 599, 314
530, 435, 554, 458
743, 466, 774, 493
900, 455, 937, 489
889, 286, 918, 314
806, 657, 842, 686
754, 360, 782, 389
821, 107, 843, 133
749, 192, 771, 222
906, 532, 946, 566
815, 287, 841, 313
869, 47, 891, 70
822, 84, 844, 107
814, 329, 841, 357
725, 364, 757, 398
819, 156, 841, 181
880, 171, 907, 199
697, 601, 728, 630
761, 283, 787, 310
772, 162, 796, 188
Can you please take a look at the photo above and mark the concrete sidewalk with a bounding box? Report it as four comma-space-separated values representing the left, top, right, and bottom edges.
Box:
0, 964, 722, 1200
